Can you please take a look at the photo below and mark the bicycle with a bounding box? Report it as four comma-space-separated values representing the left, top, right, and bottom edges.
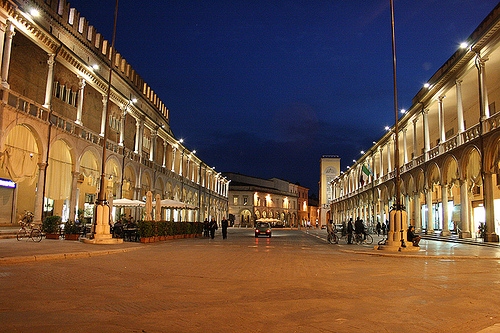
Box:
17, 212, 42, 242
353, 232, 373, 245
327, 231, 338, 244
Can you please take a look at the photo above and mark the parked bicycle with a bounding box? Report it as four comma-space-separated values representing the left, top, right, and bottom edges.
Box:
17, 212, 42, 242
337, 232, 373, 245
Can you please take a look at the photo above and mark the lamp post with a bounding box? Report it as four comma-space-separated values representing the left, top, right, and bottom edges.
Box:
84, 0, 122, 244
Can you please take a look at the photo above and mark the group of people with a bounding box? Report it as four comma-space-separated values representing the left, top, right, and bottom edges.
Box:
111, 215, 137, 240
203, 217, 229, 239
328, 217, 421, 247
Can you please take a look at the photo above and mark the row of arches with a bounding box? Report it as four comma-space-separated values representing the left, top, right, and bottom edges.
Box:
332, 137, 500, 241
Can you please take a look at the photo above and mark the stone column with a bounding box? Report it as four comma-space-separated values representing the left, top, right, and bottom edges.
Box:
75, 76, 85, 125
438, 95, 446, 150
149, 129, 157, 162
413, 191, 421, 232
483, 172, 498, 242
475, 53, 490, 121
171, 147, 176, 172
1, 21, 15, 88
70, 171, 79, 222
441, 184, 450, 236
118, 106, 126, 146
99, 94, 107, 136
412, 117, 418, 160
134, 118, 140, 154
460, 179, 471, 238
379, 147, 384, 177
403, 127, 408, 164
0, 22, 7, 74
43, 53, 56, 109
456, 79, 465, 144
426, 188, 434, 234
386, 141, 391, 174
162, 140, 167, 168
423, 108, 430, 159
34, 163, 47, 223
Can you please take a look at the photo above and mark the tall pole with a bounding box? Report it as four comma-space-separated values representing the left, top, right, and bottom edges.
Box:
390, 0, 400, 212
85, 0, 123, 244
379, 0, 410, 251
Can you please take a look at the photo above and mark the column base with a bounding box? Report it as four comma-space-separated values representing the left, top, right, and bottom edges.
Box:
441, 230, 451, 236
459, 231, 471, 239
426, 229, 435, 235
484, 233, 499, 243
377, 244, 420, 252
82, 236, 123, 245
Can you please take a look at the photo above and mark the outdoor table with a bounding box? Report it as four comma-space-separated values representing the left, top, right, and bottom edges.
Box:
123, 227, 138, 242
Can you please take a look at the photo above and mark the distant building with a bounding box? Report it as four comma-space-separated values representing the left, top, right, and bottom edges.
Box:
307, 194, 319, 228
319, 155, 340, 227
224, 173, 304, 228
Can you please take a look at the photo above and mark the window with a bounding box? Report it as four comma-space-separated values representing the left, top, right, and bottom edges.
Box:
233, 196, 238, 205
243, 196, 248, 205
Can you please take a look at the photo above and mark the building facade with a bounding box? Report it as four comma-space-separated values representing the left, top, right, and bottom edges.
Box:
331, 4, 500, 242
319, 155, 340, 228
0, 0, 229, 226
224, 173, 303, 228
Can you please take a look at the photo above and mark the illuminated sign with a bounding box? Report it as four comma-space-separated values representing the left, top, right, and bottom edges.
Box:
0, 178, 16, 188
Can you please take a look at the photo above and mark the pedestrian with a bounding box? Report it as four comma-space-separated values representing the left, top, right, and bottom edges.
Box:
203, 219, 210, 237
347, 218, 354, 244
221, 217, 229, 239
209, 218, 218, 239
376, 221, 382, 236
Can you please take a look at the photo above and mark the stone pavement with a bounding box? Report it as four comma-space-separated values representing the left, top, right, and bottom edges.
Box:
2, 228, 500, 265
1, 228, 500, 333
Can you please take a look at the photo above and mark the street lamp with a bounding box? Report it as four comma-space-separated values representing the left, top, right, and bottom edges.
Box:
84, 0, 122, 244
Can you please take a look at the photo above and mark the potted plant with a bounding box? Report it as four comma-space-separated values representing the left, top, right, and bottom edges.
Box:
138, 221, 154, 243
43, 216, 61, 239
64, 221, 80, 240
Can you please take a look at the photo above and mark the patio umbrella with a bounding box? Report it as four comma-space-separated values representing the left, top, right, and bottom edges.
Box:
145, 191, 153, 220
112, 198, 145, 207
155, 194, 161, 221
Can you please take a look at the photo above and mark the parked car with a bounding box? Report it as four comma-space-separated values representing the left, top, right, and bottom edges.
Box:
255, 222, 272, 238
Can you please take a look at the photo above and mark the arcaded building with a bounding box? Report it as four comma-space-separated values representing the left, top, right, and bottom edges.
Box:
331, 4, 500, 242
0, 0, 229, 225
224, 173, 303, 228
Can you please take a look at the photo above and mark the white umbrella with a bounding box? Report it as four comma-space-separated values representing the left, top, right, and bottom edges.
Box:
153, 199, 190, 209
145, 191, 153, 220
112, 198, 145, 207
155, 194, 161, 221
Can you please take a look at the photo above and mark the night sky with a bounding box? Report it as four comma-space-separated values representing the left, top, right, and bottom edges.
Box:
67, 0, 498, 195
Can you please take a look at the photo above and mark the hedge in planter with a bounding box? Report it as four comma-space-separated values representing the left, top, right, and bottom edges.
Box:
43, 216, 61, 239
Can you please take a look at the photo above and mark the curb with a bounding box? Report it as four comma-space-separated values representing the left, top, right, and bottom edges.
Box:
0, 246, 144, 265
339, 248, 499, 260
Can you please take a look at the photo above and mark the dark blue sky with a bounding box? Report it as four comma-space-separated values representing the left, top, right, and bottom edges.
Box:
69, 0, 498, 195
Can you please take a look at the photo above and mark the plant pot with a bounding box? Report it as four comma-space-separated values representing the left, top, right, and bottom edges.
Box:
45, 233, 60, 239
65, 234, 79, 240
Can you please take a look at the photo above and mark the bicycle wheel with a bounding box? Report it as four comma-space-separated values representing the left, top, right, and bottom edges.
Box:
31, 229, 42, 242
332, 233, 339, 244
16, 229, 28, 241
365, 234, 373, 245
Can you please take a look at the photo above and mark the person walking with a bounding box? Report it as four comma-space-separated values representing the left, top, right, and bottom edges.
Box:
209, 219, 218, 239
221, 217, 229, 239
376, 221, 382, 236
347, 218, 354, 244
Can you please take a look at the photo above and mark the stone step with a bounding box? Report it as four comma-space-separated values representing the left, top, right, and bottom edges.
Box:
421, 233, 500, 248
